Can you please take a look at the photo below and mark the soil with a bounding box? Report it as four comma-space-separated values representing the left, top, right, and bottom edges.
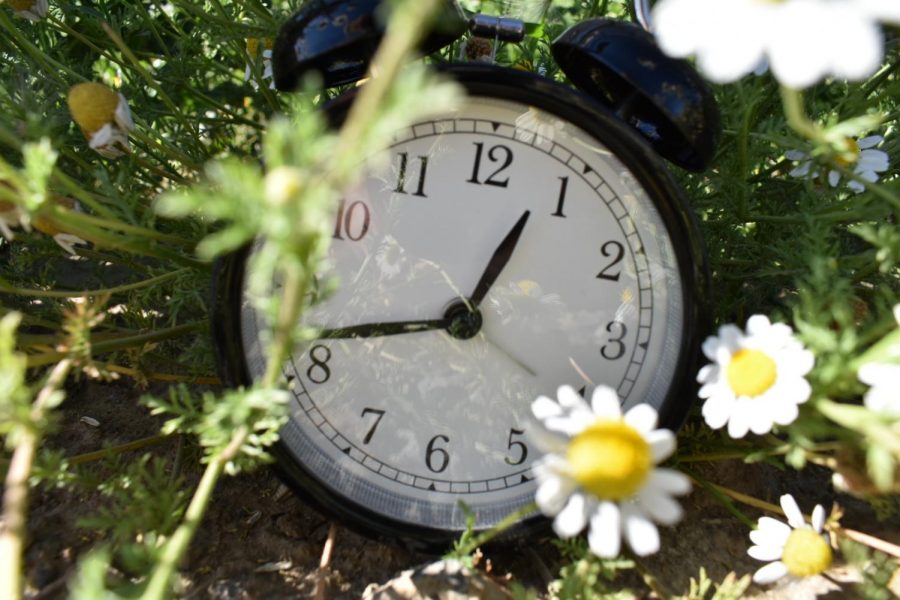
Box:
20, 377, 900, 599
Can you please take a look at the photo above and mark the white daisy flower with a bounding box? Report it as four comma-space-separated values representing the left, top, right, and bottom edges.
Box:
531, 385, 691, 558
697, 315, 814, 439
67, 83, 135, 159
8, 0, 48, 21
652, 0, 898, 89
857, 304, 900, 417
787, 135, 889, 194
244, 37, 275, 90
748, 494, 833, 584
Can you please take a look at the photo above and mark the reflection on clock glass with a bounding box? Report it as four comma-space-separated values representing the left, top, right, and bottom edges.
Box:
240, 95, 685, 532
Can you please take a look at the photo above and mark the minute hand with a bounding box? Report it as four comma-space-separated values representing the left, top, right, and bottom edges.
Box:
316, 318, 451, 339
468, 210, 531, 307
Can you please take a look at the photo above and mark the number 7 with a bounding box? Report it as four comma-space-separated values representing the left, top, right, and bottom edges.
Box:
360, 408, 385, 444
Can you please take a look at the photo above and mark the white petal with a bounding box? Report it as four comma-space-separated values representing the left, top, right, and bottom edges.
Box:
789, 162, 812, 178
557, 385, 589, 413
745, 314, 771, 335
828, 170, 841, 187
624, 404, 658, 434
532, 396, 563, 420
726, 400, 752, 439
780, 494, 805, 529
748, 544, 784, 562
114, 94, 135, 131
701, 335, 720, 361
812, 504, 825, 533
535, 472, 576, 516
753, 561, 788, 584
769, 399, 799, 427
544, 415, 587, 436
702, 395, 734, 430
756, 517, 792, 545
696, 363, 718, 384
587, 501, 621, 558
646, 429, 676, 462
590, 385, 622, 419
645, 469, 692, 496
857, 135, 883, 150
784, 150, 808, 161
637, 487, 684, 525
747, 408, 775, 436
622, 505, 660, 556
553, 492, 591, 538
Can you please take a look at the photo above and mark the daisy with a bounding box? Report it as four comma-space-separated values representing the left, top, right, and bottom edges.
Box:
857, 305, 900, 417
7, 0, 48, 21
748, 494, 833, 584
652, 0, 899, 89
531, 385, 691, 558
67, 83, 135, 159
32, 196, 87, 255
244, 37, 275, 90
697, 315, 814, 439
787, 135, 889, 194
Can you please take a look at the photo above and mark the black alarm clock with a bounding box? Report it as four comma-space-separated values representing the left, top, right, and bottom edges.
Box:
212, 0, 718, 549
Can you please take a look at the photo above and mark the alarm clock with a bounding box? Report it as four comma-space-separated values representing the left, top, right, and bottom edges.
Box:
212, 0, 719, 549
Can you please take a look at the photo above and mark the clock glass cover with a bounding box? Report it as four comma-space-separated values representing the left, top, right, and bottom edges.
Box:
219, 66, 706, 544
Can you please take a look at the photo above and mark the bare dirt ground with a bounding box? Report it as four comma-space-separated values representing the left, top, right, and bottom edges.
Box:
21, 377, 900, 598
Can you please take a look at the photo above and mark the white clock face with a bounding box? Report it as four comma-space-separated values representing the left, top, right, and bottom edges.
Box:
240, 93, 688, 533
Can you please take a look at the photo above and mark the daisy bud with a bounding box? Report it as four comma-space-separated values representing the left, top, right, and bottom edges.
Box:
264, 166, 304, 208
67, 83, 135, 159
8, 0, 48, 21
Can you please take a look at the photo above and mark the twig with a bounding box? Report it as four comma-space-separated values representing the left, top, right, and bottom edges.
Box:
315, 523, 338, 600
0, 358, 73, 600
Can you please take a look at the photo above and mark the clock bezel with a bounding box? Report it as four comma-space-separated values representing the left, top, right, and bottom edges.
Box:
211, 63, 711, 551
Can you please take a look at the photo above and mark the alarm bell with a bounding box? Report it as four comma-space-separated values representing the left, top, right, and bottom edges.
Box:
271, 0, 467, 91
552, 18, 720, 171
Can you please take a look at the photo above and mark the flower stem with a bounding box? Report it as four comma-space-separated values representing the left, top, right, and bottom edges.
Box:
449, 502, 539, 558
25, 321, 205, 368
140, 427, 248, 600
66, 433, 173, 466
779, 86, 827, 145
0, 358, 73, 600
0, 268, 189, 298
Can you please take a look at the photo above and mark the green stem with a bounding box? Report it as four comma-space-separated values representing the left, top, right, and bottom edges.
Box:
26, 321, 204, 368
67, 434, 173, 466
815, 399, 900, 456
140, 427, 248, 600
779, 86, 827, 145
53, 207, 197, 247
449, 502, 539, 558
678, 442, 844, 463
685, 469, 756, 529
0, 358, 73, 600
0, 268, 189, 298
101, 23, 205, 155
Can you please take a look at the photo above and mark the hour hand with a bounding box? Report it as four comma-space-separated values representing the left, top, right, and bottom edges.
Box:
315, 318, 451, 339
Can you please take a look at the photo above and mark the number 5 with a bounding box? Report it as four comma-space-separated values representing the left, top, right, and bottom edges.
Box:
504, 428, 528, 465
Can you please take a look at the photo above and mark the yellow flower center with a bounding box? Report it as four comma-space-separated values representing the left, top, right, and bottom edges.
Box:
727, 349, 777, 397
67, 83, 119, 136
566, 420, 652, 500
246, 37, 274, 55
834, 138, 860, 168
781, 528, 833, 577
